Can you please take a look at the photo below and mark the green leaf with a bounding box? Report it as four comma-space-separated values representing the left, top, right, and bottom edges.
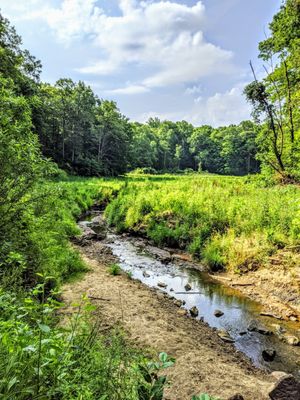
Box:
38, 323, 51, 333
8, 377, 18, 391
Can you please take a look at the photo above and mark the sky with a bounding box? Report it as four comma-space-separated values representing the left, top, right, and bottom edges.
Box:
0, 0, 282, 127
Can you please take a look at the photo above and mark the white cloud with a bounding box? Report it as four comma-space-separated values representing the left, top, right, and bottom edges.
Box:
7, 0, 234, 88
185, 83, 251, 126
185, 84, 203, 95
106, 84, 149, 95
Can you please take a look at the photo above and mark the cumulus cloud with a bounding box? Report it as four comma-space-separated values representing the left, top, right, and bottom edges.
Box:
185, 83, 251, 127
8, 0, 234, 88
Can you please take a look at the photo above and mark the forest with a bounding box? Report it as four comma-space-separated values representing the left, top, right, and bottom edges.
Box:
0, 0, 299, 399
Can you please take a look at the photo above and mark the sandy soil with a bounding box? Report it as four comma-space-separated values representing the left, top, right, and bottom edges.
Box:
214, 250, 300, 322
62, 241, 275, 400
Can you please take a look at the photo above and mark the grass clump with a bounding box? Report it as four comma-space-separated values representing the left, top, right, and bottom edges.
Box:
108, 263, 122, 276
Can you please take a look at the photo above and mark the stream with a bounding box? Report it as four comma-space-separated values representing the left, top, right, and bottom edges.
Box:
81, 212, 300, 378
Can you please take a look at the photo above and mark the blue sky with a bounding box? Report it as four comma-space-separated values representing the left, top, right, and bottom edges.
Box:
0, 0, 281, 126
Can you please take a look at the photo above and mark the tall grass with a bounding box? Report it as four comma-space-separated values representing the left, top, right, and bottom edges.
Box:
105, 174, 300, 272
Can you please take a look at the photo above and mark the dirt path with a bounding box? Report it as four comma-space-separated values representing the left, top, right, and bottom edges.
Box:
63, 242, 275, 400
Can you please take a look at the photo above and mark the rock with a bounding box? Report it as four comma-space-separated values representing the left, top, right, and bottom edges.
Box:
143, 271, 150, 278
260, 311, 282, 320
177, 309, 188, 316
78, 220, 92, 228
184, 283, 192, 291
272, 324, 286, 335
214, 309, 224, 317
217, 329, 235, 343
76, 223, 98, 242
156, 292, 165, 300
189, 306, 199, 318
101, 247, 113, 255
282, 335, 300, 346
290, 316, 298, 322
147, 246, 171, 263
90, 216, 107, 234
174, 299, 185, 307
227, 395, 244, 400
269, 374, 300, 400
133, 240, 146, 248
247, 320, 272, 335
262, 348, 276, 362
173, 253, 192, 262
157, 282, 167, 288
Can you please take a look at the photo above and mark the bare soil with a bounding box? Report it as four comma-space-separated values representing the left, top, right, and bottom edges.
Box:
62, 241, 275, 400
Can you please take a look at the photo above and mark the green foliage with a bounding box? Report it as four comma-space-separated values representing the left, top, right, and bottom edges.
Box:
0, 283, 174, 400
137, 352, 175, 400
108, 263, 122, 276
130, 120, 259, 176
105, 174, 300, 272
245, 0, 300, 182
126, 271, 133, 280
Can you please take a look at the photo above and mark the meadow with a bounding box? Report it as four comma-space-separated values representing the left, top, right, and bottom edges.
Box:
1, 172, 299, 399
106, 173, 300, 273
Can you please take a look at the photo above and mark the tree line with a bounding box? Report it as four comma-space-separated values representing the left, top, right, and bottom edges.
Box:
0, 0, 299, 180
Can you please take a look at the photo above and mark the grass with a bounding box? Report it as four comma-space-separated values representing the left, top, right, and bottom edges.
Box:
108, 263, 122, 276
3, 171, 297, 399
105, 173, 300, 273
0, 175, 177, 400
0, 285, 174, 400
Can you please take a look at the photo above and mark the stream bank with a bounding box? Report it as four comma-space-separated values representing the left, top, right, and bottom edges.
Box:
63, 240, 273, 400
62, 210, 300, 398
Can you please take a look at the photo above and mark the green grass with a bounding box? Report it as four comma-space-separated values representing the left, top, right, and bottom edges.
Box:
105, 173, 300, 272
108, 263, 122, 276
0, 285, 174, 400
0, 175, 177, 400
2, 172, 298, 399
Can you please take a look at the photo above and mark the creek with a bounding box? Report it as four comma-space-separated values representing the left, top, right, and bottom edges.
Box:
82, 211, 300, 378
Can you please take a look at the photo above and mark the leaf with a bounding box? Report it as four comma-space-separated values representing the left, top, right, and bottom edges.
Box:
23, 345, 36, 353
159, 352, 168, 363
8, 377, 18, 391
38, 323, 51, 333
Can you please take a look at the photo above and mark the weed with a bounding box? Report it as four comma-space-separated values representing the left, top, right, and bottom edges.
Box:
108, 263, 122, 276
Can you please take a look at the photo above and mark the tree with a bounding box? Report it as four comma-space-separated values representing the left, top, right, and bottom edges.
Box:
244, 0, 300, 181
94, 100, 131, 175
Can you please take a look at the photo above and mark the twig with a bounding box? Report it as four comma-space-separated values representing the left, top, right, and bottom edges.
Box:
88, 295, 111, 301
231, 283, 254, 287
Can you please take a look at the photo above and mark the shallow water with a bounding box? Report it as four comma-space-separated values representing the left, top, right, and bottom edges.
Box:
104, 232, 300, 377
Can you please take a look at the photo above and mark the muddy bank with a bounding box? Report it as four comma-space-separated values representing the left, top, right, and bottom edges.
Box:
213, 257, 300, 323
63, 240, 274, 400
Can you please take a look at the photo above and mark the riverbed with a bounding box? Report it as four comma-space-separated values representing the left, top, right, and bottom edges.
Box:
81, 211, 300, 378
